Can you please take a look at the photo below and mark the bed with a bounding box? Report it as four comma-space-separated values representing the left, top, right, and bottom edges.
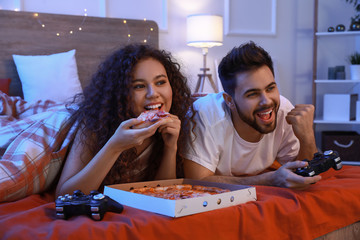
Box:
1, 10, 360, 240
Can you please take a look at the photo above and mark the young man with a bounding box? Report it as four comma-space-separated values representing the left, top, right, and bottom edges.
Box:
182, 41, 321, 189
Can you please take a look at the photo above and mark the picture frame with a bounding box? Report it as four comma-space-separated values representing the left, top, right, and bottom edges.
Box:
224, 0, 277, 36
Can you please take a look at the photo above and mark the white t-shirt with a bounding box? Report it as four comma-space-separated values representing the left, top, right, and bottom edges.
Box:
182, 93, 299, 176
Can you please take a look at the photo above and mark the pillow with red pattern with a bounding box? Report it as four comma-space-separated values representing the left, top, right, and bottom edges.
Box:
0, 78, 11, 95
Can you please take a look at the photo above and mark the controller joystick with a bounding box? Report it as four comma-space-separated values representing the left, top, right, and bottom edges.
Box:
55, 190, 123, 221
294, 150, 342, 177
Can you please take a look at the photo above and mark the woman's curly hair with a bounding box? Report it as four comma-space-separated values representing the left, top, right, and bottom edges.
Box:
69, 44, 193, 184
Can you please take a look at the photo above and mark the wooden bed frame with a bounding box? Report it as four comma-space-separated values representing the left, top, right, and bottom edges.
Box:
0, 9, 158, 97
0, 9, 359, 240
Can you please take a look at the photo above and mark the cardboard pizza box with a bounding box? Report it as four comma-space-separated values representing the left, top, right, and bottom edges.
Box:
104, 178, 257, 218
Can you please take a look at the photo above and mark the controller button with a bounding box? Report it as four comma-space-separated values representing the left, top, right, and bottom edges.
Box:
73, 190, 83, 196
56, 213, 65, 219
93, 194, 105, 200
91, 206, 100, 212
92, 213, 101, 220
336, 163, 343, 170
56, 206, 64, 212
324, 150, 333, 156
309, 171, 315, 177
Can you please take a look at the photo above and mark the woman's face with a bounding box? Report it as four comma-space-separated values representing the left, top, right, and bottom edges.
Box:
130, 58, 173, 117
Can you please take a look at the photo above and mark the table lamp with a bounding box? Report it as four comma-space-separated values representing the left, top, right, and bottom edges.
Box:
186, 14, 223, 93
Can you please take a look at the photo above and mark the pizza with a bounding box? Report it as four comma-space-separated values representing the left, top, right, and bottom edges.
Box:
129, 184, 230, 200
133, 110, 170, 129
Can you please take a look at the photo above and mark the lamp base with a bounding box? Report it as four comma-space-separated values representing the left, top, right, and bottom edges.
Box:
195, 72, 218, 93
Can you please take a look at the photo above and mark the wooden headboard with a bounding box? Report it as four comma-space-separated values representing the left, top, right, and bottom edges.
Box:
0, 10, 159, 97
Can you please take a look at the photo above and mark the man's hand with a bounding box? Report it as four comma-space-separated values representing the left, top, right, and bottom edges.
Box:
285, 104, 318, 160
270, 160, 321, 189
184, 159, 321, 189
286, 104, 315, 140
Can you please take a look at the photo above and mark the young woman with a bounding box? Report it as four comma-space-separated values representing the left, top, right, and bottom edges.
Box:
56, 44, 193, 196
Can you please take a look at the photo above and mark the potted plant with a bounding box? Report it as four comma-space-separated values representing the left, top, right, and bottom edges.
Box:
345, 0, 360, 30
348, 51, 360, 79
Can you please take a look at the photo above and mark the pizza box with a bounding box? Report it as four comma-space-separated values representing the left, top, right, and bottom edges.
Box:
104, 178, 257, 218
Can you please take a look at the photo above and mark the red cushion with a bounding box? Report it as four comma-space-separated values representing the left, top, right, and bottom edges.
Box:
0, 78, 11, 94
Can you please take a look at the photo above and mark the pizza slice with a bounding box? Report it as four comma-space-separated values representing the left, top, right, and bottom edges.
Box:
133, 110, 170, 129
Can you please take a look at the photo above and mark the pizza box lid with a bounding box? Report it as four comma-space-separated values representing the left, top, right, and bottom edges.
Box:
104, 178, 257, 218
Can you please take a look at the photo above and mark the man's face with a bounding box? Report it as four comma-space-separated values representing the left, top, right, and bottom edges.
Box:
231, 65, 280, 134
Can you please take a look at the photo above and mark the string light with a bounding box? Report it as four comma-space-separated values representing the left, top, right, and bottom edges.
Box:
30, 10, 155, 43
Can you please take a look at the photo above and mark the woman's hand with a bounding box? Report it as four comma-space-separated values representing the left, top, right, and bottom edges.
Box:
108, 117, 172, 153
157, 114, 181, 150
154, 114, 180, 180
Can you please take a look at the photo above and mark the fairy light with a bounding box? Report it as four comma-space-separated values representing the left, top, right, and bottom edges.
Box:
30, 11, 154, 42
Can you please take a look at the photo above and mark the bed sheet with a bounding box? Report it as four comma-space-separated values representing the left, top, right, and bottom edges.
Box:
1, 166, 360, 240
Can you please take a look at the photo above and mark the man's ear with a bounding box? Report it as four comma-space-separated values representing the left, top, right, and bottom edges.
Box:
223, 92, 234, 109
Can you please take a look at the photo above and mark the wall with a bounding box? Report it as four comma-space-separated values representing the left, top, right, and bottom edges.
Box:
0, 0, 358, 105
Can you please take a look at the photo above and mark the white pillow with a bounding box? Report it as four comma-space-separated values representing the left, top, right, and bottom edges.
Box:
13, 49, 83, 103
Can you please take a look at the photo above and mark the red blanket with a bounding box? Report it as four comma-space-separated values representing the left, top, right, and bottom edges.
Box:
1, 166, 360, 240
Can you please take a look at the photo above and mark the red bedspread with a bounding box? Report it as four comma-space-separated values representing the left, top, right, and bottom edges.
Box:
1, 166, 360, 240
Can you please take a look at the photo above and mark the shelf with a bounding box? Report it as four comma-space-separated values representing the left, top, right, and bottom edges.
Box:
316, 31, 360, 37
342, 161, 360, 166
315, 79, 360, 83
314, 119, 360, 124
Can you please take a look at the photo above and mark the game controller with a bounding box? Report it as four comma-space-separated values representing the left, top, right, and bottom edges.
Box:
294, 150, 342, 177
55, 190, 123, 221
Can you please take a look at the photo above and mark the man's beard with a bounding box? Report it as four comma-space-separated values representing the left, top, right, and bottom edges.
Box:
235, 103, 279, 134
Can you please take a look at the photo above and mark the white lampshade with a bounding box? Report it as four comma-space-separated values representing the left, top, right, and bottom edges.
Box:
187, 14, 223, 48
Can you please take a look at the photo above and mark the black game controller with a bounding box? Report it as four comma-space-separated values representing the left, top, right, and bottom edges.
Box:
294, 150, 342, 177
55, 190, 123, 221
